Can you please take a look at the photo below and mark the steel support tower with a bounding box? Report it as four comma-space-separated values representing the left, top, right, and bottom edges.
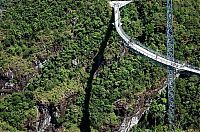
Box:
166, 0, 175, 130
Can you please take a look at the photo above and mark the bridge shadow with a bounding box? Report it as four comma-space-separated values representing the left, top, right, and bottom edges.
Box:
179, 71, 200, 77
80, 10, 114, 132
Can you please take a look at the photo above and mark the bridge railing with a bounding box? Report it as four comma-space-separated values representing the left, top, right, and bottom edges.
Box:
118, 24, 200, 71
119, 25, 169, 59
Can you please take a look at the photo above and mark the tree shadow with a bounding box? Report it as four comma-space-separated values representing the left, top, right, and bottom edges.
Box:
80, 10, 114, 132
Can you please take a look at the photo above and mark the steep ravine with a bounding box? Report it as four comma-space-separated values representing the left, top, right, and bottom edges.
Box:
0, 59, 47, 96
25, 92, 77, 131
118, 73, 180, 132
118, 78, 167, 132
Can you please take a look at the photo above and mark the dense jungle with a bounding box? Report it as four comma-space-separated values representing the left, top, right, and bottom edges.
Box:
0, 0, 199, 131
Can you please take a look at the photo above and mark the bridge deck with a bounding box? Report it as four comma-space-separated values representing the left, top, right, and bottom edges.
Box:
112, 3, 200, 75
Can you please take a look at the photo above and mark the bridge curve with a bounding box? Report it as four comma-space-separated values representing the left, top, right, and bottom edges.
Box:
110, 1, 200, 75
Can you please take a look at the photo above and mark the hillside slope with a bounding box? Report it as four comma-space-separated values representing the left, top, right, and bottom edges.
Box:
0, 0, 199, 131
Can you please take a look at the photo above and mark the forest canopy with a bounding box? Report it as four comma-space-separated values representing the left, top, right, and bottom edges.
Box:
0, 0, 199, 131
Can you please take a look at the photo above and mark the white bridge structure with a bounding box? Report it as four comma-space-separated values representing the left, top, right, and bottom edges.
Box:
110, 1, 200, 132
110, 1, 200, 75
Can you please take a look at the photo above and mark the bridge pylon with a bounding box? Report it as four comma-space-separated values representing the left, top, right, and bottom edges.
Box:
109, 1, 132, 8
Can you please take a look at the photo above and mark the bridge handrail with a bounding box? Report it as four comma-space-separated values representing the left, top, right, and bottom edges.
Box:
118, 24, 200, 71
